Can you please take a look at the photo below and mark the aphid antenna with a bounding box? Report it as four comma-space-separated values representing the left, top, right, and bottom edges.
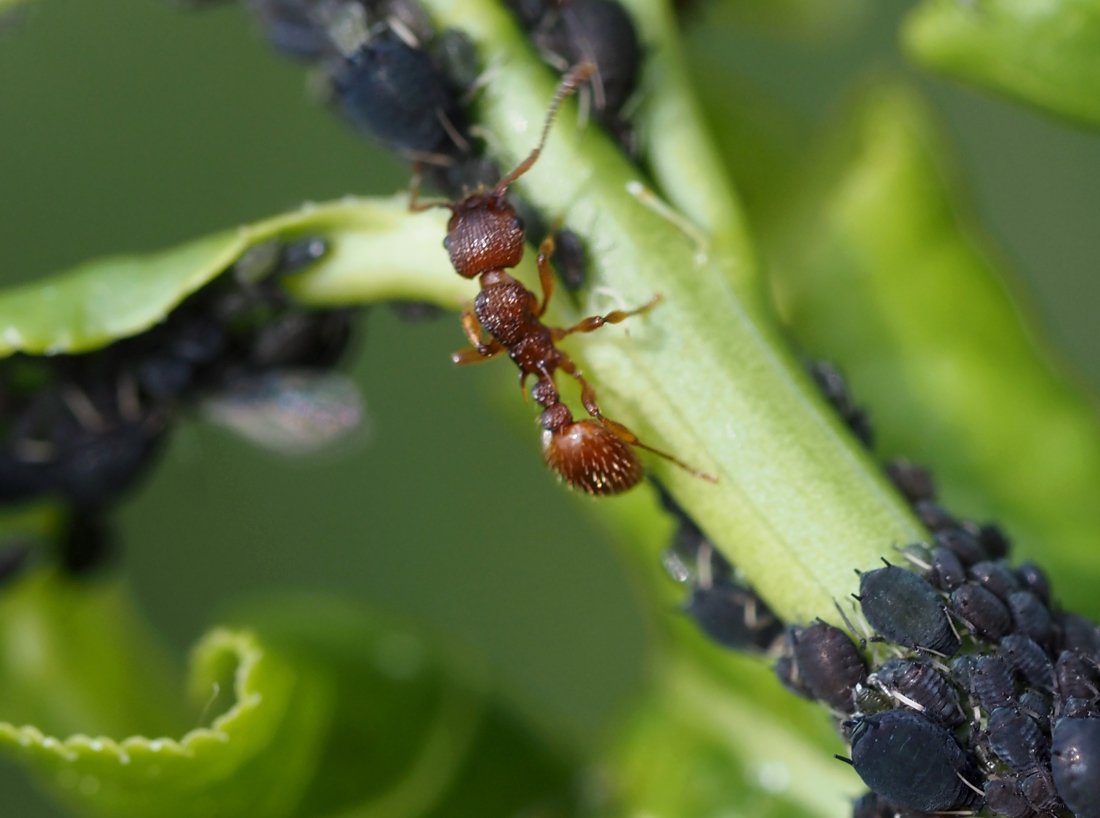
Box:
492, 61, 597, 196
955, 772, 985, 799
696, 541, 715, 590
942, 606, 966, 645
624, 180, 709, 262
833, 754, 854, 766
884, 687, 926, 714
61, 384, 106, 433
898, 544, 931, 572
832, 599, 868, 647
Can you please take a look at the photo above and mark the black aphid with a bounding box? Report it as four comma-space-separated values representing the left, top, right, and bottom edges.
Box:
913, 499, 957, 532
1019, 766, 1062, 813
685, 581, 782, 653
1015, 561, 1051, 607
934, 527, 986, 565
332, 31, 466, 160
1006, 590, 1054, 647
550, 228, 589, 292
967, 655, 1017, 713
884, 459, 935, 503
984, 777, 1033, 818
1055, 650, 1100, 700
969, 559, 1021, 602
784, 622, 866, 712
950, 582, 1012, 642
858, 565, 959, 655
1018, 689, 1053, 733
928, 545, 966, 591
975, 522, 1011, 560
1000, 634, 1055, 691
869, 658, 963, 727
987, 706, 1049, 772
1051, 716, 1100, 818
517, 0, 642, 145
807, 360, 874, 448
848, 709, 979, 812
1057, 613, 1100, 658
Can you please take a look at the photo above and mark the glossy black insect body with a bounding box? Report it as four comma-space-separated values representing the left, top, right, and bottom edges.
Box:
935, 527, 987, 565
515, 0, 642, 147
785, 622, 866, 712
858, 565, 959, 655
333, 31, 466, 161
914, 499, 957, 532
984, 777, 1034, 818
1051, 716, 1100, 818
1016, 561, 1051, 607
1007, 590, 1054, 647
987, 706, 1049, 772
884, 458, 935, 503
969, 559, 1021, 602
808, 360, 873, 447
1019, 766, 1062, 813
1000, 634, 1056, 692
848, 709, 979, 812
967, 655, 1017, 713
869, 658, 963, 727
1055, 650, 1100, 700
950, 581, 1012, 642
928, 545, 966, 591
1057, 613, 1100, 657
686, 582, 782, 653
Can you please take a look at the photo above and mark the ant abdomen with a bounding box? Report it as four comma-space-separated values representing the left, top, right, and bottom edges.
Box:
541, 405, 644, 495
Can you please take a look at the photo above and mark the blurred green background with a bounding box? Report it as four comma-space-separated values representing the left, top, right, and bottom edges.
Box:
1, 1, 1098, 814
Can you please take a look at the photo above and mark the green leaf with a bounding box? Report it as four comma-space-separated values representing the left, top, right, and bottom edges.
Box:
0, 574, 330, 818
766, 82, 1100, 615
0, 197, 464, 358
227, 595, 574, 818
904, 0, 1100, 129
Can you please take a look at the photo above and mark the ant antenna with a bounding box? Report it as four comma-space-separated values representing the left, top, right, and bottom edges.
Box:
493, 62, 597, 195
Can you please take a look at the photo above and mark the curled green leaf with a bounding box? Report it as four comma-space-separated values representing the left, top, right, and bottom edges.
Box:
0, 197, 463, 359
904, 0, 1100, 129
767, 82, 1100, 615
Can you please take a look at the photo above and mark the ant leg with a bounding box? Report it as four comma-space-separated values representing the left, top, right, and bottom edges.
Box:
552, 294, 662, 340
451, 308, 504, 364
556, 356, 602, 418
598, 415, 718, 483
535, 233, 557, 318
452, 343, 503, 365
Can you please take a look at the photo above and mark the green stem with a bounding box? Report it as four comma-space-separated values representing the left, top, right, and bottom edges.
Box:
411, 0, 923, 623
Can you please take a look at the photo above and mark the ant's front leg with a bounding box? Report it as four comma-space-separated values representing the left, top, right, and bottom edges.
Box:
552, 294, 662, 340
451, 308, 504, 365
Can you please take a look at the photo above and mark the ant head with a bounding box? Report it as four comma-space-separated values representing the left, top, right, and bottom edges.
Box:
443, 190, 525, 278
541, 412, 644, 495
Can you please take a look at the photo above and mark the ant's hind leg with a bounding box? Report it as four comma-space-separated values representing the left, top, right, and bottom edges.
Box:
552, 294, 662, 340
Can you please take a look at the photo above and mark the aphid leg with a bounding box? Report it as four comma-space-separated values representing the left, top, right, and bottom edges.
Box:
407, 162, 452, 213
597, 415, 717, 483
552, 294, 662, 340
535, 233, 557, 318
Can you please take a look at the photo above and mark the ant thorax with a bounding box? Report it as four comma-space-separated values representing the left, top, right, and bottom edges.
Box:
443, 193, 525, 278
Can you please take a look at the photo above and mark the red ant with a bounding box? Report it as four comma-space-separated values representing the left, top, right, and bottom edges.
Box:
412, 63, 713, 495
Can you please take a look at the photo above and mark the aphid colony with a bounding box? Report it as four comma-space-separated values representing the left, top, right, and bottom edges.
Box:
0, 238, 356, 575
660, 362, 1100, 818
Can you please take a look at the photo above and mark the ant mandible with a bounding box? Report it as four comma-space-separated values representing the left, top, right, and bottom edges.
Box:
412, 63, 713, 495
